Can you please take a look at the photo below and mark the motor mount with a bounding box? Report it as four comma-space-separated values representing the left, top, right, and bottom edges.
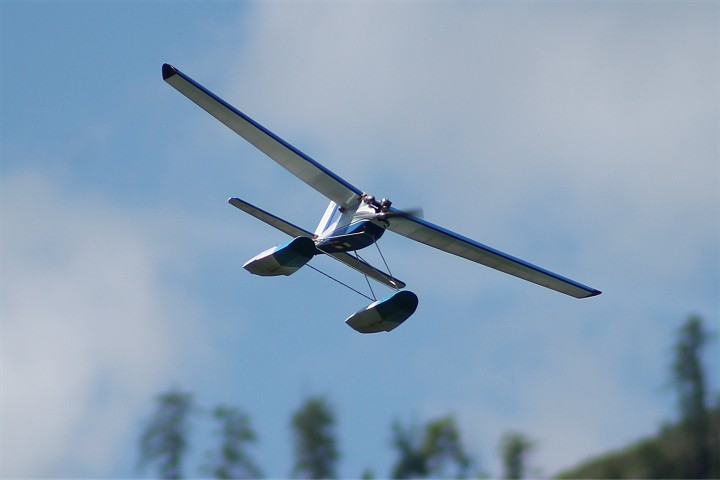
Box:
363, 194, 392, 213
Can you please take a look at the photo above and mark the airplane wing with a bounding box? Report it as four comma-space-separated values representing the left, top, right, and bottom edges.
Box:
164, 64, 363, 208
229, 197, 310, 239
228, 197, 405, 289
385, 210, 601, 299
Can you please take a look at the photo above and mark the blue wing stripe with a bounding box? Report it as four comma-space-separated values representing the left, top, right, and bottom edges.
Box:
386, 211, 601, 298
163, 64, 363, 207
228, 197, 312, 238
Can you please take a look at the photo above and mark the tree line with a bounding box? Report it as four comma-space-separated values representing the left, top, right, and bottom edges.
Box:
137, 315, 717, 479
557, 315, 719, 479
137, 392, 501, 478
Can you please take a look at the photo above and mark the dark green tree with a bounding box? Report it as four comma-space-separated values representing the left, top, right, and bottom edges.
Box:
207, 406, 262, 479
671, 315, 714, 478
423, 416, 472, 477
138, 389, 195, 479
390, 415, 471, 479
290, 396, 340, 479
391, 420, 428, 478
499, 431, 533, 480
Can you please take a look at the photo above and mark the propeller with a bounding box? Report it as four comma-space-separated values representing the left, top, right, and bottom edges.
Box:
376, 207, 424, 221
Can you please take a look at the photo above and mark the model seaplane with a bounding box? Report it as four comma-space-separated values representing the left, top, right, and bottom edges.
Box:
162, 63, 601, 334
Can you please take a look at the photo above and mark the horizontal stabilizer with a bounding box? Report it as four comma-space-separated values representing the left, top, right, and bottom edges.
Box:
324, 251, 406, 290
228, 197, 311, 238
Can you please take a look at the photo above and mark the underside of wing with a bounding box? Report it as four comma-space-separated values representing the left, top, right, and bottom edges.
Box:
164, 64, 362, 208
385, 211, 601, 299
229, 197, 312, 238
229, 197, 404, 290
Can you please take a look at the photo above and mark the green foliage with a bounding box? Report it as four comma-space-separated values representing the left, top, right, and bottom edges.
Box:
135, 315, 718, 479
206, 406, 262, 479
671, 315, 714, 478
390, 415, 471, 479
556, 404, 720, 479
138, 389, 195, 479
290, 396, 340, 479
391, 420, 430, 478
557, 315, 719, 479
360, 467, 374, 479
138, 390, 263, 479
499, 432, 534, 480
672, 316, 712, 416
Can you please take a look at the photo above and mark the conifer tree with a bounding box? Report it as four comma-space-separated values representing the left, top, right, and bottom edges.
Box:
500, 431, 533, 480
290, 396, 339, 479
390, 415, 471, 478
138, 389, 195, 479
208, 406, 262, 479
671, 315, 714, 478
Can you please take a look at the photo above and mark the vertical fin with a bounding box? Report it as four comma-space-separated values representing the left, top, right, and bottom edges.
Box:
315, 201, 340, 237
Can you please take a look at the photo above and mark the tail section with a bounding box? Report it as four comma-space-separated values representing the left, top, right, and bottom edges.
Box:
229, 197, 312, 238
228, 196, 405, 289
314, 201, 341, 238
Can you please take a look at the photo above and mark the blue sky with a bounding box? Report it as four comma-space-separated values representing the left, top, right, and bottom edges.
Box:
2, 2, 719, 478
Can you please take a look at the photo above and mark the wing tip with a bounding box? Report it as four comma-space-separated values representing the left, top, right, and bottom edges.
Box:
162, 63, 178, 80
585, 288, 602, 298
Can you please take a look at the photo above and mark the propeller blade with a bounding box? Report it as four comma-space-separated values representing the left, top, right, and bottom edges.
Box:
379, 207, 424, 220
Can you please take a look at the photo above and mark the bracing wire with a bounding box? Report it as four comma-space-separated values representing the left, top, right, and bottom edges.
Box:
374, 241, 395, 284
354, 251, 376, 301
309, 231, 398, 301
306, 263, 375, 302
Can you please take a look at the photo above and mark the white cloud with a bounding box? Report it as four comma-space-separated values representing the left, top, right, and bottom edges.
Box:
0, 170, 209, 476
217, 2, 718, 317
227, 4, 715, 474
220, 2, 717, 263
154, 3, 718, 476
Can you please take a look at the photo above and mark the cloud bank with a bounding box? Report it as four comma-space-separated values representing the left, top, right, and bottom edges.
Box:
1, 171, 209, 476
